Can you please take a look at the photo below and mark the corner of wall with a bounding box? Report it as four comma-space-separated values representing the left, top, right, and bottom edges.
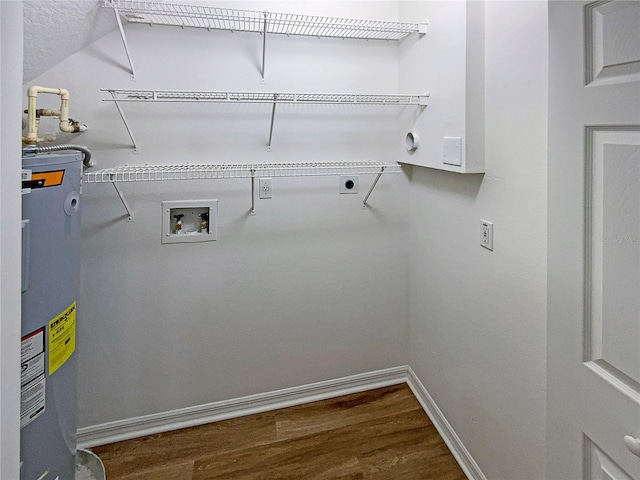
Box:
465, 0, 485, 172
405, 1, 548, 478
0, 2, 24, 478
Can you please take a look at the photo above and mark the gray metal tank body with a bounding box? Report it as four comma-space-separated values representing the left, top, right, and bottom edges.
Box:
21, 152, 82, 480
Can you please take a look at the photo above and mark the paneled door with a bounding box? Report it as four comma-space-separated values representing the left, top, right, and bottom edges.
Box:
548, 1, 640, 479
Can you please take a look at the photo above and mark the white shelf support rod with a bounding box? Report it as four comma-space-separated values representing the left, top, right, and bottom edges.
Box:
261, 12, 268, 82
110, 90, 139, 154
250, 169, 256, 215
267, 94, 278, 150
362, 166, 385, 209
112, 182, 134, 221
113, 7, 136, 80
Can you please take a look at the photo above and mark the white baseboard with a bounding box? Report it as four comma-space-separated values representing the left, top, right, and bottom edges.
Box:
78, 365, 485, 480
76, 366, 409, 448
406, 367, 487, 480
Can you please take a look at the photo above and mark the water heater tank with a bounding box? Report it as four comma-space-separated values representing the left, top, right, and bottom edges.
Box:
21, 152, 82, 480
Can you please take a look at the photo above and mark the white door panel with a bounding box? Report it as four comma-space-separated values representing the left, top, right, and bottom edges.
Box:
548, 1, 640, 479
587, 436, 636, 480
586, 0, 640, 85
586, 129, 640, 388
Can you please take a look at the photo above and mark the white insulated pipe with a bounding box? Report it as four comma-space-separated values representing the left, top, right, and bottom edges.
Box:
24, 86, 87, 144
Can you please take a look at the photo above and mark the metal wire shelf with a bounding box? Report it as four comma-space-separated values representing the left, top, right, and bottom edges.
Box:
103, 89, 428, 105
104, 0, 428, 80
85, 161, 401, 183
105, 1, 424, 39
102, 88, 429, 153
85, 161, 402, 219
111, 2, 265, 34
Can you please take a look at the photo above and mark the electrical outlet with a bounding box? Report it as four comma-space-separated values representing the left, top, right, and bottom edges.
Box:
259, 178, 272, 199
340, 175, 359, 194
480, 220, 493, 251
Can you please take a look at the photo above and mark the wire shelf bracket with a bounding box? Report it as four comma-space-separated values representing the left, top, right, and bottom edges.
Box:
85, 161, 402, 217
113, 5, 137, 80
111, 181, 134, 221
101, 89, 429, 152
104, 0, 427, 81
108, 90, 140, 154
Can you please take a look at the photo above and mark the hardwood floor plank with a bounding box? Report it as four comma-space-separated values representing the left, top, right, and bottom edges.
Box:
107, 460, 195, 480
92, 413, 277, 477
358, 424, 466, 479
192, 409, 451, 479
275, 384, 421, 441
93, 384, 467, 480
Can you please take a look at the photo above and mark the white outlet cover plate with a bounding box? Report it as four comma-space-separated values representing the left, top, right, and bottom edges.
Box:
259, 178, 272, 199
480, 219, 493, 251
443, 137, 462, 166
340, 175, 359, 194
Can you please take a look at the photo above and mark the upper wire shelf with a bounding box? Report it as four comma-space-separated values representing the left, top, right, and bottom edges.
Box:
102, 89, 429, 106
105, 1, 426, 40
104, 0, 427, 80
85, 161, 402, 183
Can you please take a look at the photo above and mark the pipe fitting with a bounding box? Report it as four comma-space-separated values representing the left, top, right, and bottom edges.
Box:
36, 109, 61, 117
23, 86, 84, 144
27, 86, 68, 99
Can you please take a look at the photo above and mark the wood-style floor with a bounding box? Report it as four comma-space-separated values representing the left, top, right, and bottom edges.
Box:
91, 384, 467, 479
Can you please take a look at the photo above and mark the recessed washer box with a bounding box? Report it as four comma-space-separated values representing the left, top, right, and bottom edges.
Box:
162, 200, 218, 244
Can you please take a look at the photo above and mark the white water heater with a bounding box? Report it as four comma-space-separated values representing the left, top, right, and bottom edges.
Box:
21, 151, 82, 480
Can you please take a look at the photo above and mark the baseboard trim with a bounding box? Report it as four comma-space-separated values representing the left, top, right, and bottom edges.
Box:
77, 366, 409, 448
406, 367, 487, 480
78, 365, 486, 480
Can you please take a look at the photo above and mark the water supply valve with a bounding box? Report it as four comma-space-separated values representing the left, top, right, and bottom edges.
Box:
173, 214, 184, 234
199, 212, 209, 233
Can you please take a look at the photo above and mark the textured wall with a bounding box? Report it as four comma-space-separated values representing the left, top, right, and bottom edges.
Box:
26, 1, 411, 429
23, 1, 116, 83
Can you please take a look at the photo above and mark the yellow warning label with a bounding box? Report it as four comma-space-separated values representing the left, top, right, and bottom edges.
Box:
31, 170, 64, 188
48, 302, 76, 375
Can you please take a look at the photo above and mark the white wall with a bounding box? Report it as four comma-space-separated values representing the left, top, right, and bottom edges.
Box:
0, 2, 24, 477
27, 1, 411, 429
403, 2, 548, 479
20, 2, 552, 476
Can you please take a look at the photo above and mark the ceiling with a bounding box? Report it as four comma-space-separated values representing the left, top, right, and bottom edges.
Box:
23, 1, 117, 83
